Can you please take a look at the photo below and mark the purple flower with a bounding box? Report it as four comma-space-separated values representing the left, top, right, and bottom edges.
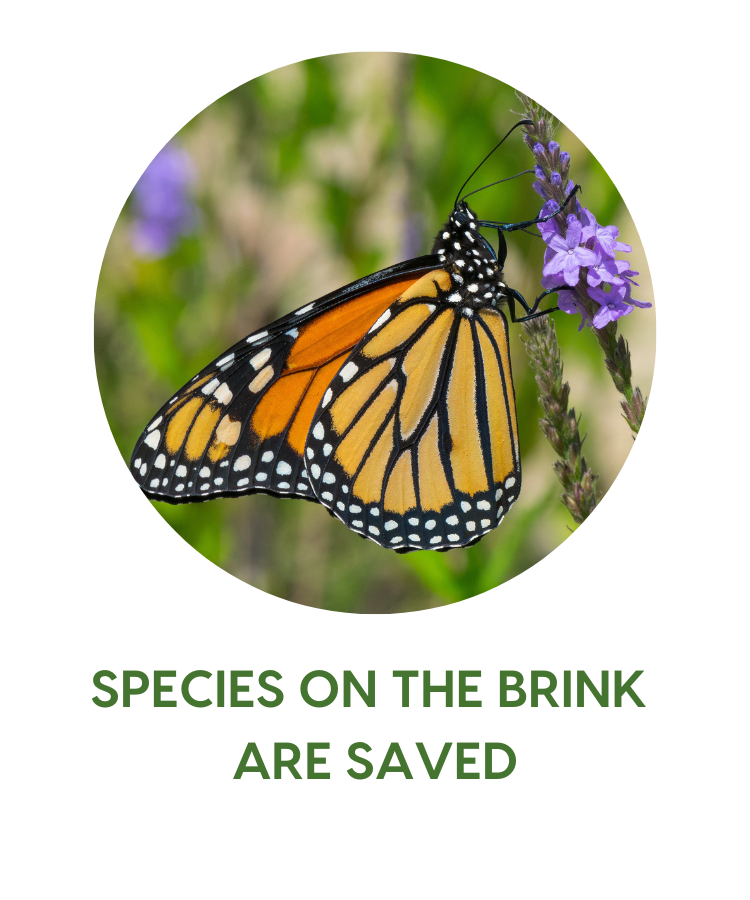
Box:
550, 171, 562, 186
560, 151, 570, 165
534, 165, 545, 179
131, 143, 196, 258
586, 244, 630, 287
533, 180, 548, 199
588, 283, 651, 328
595, 224, 632, 257
537, 199, 561, 242
620, 266, 640, 287
579, 214, 631, 258
542, 215, 597, 287
548, 140, 559, 153
577, 204, 598, 243
557, 289, 589, 330
533, 142, 545, 155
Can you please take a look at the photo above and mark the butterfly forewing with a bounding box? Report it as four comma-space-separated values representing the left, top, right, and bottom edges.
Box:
304, 271, 521, 552
130, 263, 435, 503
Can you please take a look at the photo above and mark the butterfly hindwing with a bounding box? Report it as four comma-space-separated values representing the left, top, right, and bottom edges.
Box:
305, 271, 521, 551
130, 260, 437, 503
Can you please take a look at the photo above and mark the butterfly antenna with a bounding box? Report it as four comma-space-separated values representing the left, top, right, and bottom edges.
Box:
461, 169, 535, 202
454, 119, 533, 208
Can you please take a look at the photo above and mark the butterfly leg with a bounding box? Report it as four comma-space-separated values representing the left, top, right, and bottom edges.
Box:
477, 184, 581, 234
504, 286, 568, 323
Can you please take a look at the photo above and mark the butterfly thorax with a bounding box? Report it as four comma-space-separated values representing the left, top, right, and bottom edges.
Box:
431, 201, 508, 311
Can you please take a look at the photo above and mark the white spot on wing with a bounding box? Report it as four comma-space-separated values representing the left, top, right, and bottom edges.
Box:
199, 467, 210, 477
234, 456, 251, 472
144, 430, 160, 450
214, 383, 233, 404
322, 472, 336, 484
176, 465, 187, 477
249, 348, 272, 370
154, 454, 166, 469
261, 451, 274, 463
370, 309, 391, 332
202, 378, 220, 395
295, 303, 314, 316
217, 353, 235, 367
322, 388, 333, 408
477, 500, 491, 510
276, 461, 292, 476
255, 472, 267, 482
147, 417, 162, 432
340, 362, 358, 383
246, 331, 268, 344
249, 366, 274, 393
237, 478, 249, 486
311, 464, 321, 479
312, 422, 324, 440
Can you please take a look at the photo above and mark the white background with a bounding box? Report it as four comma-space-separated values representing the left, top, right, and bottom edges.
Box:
3, 2, 747, 898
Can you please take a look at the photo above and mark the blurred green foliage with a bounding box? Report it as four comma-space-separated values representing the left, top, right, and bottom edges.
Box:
95, 53, 655, 613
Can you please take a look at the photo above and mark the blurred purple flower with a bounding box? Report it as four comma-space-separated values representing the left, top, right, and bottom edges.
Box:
542, 215, 597, 286
131, 143, 196, 258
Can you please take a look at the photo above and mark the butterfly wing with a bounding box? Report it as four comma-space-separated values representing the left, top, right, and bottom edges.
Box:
130, 258, 439, 503
304, 272, 521, 551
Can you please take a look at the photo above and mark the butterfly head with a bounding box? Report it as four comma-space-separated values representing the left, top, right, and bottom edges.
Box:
432, 201, 507, 310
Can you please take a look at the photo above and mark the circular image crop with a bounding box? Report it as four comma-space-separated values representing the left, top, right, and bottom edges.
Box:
95, 52, 655, 613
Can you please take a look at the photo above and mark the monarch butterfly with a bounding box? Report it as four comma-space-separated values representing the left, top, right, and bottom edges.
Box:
130, 123, 577, 553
